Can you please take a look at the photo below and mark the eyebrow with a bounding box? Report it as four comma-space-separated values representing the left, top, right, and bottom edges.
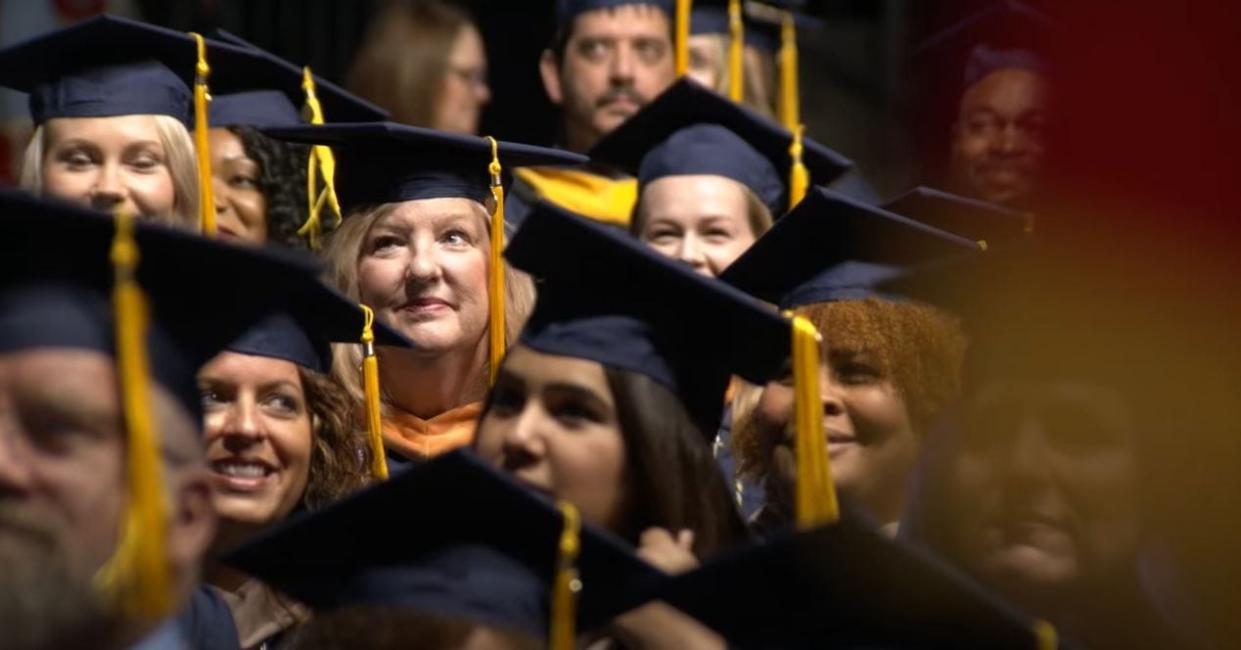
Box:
544, 382, 614, 410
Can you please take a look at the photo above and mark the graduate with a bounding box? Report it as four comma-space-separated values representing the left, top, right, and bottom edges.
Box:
205, 31, 389, 247
721, 187, 979, 535
0, 15, 267, 230
0, 189, 323, 650
199, 280, 412, 649
261, 122, 583, 467
589, 77, 851, 277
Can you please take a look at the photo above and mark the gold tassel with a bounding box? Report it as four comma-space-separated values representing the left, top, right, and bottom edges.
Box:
298, 66, 342, 251
777, 11, 800, 133
1034, 619, 1059, 650
484, 136, 506, 386
93, 208, 174, 620
728, 0, 744, 101
360, 305, 389, 481
675, 0, 691, 76
189, 33, 216, 237
550, 501, 582, 650
788, 124, 809, 211
789, 314, 838, 529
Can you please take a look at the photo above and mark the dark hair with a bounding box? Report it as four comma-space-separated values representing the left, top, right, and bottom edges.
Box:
298, 366, 372, 509
230, 125, 311, 250
547, 3, 674, 63
283, 607, 540, 650
603, 366, 749, 558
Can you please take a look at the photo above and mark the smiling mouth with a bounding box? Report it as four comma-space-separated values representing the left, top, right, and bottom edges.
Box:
210, 459, 275, 489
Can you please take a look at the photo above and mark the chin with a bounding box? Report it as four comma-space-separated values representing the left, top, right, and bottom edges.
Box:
980, 547, 1080, 589
212, 497, 282, 530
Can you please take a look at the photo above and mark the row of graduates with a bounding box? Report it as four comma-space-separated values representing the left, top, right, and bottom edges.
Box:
0, 5, 1187, 650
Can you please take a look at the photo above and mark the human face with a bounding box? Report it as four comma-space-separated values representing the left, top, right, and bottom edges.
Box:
434, 25, 491, 135
686, 34, 725, 91
208, 128, 268, 244
541, 4, 675, 152
637, 175, 758, 277
948, 379, 1140, 592
757, 347, 919, 524
199, 352, 313, 532
949, 68, 1049, 206
475, 346, 628, 532
358, 199, 491, 356
41, 115, 177, 220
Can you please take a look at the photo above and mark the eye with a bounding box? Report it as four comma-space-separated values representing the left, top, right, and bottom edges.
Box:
441, 228, 473, 247
834, 361, 882, 386
58, 148, 96, 170
644, 224, 681, 244
128, 153, 163, 172
576, 38, 610, 61
229, 173, 260, 190
263, 391, 303, 417
487, 383, 525, 417
701, 227, 734, 242
633, 38, 667, 63
200, 388, 228, 411
368, 233, 404, 253
551, 400, 600, 428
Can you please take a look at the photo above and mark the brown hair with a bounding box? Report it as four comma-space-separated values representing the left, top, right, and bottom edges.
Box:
297, 366, 373, 509
733, 298, 967, 482
321, 201, 535, 412
348, 0, 475, 128
603, 366, 750, 558
630, 178, 774, 240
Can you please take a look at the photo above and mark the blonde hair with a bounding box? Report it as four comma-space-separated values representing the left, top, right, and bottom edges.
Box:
321, 200, 535, 407
19, 116, 200, 229
687, 32, 778, 118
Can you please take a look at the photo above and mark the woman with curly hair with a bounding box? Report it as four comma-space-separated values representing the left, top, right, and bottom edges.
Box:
208, 123, 312, 247
195, 282, 412, 649
719, 187, 977, 534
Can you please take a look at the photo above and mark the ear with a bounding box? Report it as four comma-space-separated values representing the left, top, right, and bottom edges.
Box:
539, 49, 564, 106
166, 467, 217, 583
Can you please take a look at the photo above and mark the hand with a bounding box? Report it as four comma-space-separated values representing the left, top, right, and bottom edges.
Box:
636, 527, 698, 575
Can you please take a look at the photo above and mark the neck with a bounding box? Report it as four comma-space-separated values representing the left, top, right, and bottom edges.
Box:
378, 339, 488, 419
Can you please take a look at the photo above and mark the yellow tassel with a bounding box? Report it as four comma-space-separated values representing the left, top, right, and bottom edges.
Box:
788, 124, 809, 211
675, 0, 691, 76
1033, 619, 1058, 650
93, 208, 174, 620
484, 136, 506, 386
777, 11, 800, 133
298, 66, 342, 251
550, 501, 582, 650
360, 305, 389, 481
789, 314, 838, 529
189, 33, 216, 237
728, 0, 744, 102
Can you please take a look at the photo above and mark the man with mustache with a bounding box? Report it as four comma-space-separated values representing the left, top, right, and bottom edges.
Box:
945, 43, 1049, 209
0, 190, 319, 650
509, 0, 677, 227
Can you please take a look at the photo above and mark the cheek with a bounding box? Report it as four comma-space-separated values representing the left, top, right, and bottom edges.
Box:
37, 440, 127, 564
847, 387, 915, 438
546, 426, 627, 528
442, 249, 490, 305
127, 170, 178, 214
357, 256, 406, 304
41, 165, 93, 200
472, 414, 506, 461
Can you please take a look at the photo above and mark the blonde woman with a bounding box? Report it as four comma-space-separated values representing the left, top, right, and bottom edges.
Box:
265, 122, 583, 466
0, 16, 269, 229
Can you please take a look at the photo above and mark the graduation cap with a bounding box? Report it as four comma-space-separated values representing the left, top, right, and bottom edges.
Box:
225, 449, 667, 643
589, 78, 852, 214
0, 188, 321, 621
688, 0, 751, 101
720, 186, 983, 310
207, 29, 388, 128
883, 186, 1034, 246
506, 199, 791, 437
656, 506, 1069, 649
0, 14, 266, 125
743, 0, 812, 133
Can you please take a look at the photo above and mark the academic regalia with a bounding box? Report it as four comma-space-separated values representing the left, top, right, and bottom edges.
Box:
176, 587, 243, 650
882, 185, 1034, 245
261, 121, 585, 464
0, 188, 324, 646
225, 449, 667, 645
590, 77, 853, 216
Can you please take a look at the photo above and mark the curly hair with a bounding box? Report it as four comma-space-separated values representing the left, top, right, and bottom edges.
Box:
297, 366, 373, 509
230, 126, 314, 250
732, 298, 967, 482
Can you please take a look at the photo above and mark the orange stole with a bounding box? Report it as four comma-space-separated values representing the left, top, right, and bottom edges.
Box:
381, 402, 482, 462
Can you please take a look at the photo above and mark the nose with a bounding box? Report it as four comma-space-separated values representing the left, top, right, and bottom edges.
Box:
405, 238, 443, 286
214, 399, 265, 453
0, 414, 34, 493
996, 122, 1027, 156
675, 234, 707, 271
476, 79, 492, 105
820, 379, 847, 418
1001, 415, 1052, 484
500, 403, 548, 467
90, 163, 126, 211
610, 43, 636, 85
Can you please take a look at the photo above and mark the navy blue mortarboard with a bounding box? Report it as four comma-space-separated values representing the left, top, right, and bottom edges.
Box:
556, 0, 674, 31
506, 199, 791, 436
225, 281, 412, 373
0, 189, 320, 419
207, 30, 388, 128
883, 185, 1034, 245
590, 78, 852, 215
740, 0, 820, 53
261, 122, 587, 211
657, 506, 1071, 649
225, 449, 666, 640
0, 14, 268, 125
720, 186, 982, 309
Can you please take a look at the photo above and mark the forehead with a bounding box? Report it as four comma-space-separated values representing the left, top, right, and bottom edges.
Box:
641, 174, 749, 219
371, 197, 487, 228
200, 350, 303, 386
44, 114, 163, 144
570, 4, 671, 40
503, 345, 614, 401
959, 67, 1049, 114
